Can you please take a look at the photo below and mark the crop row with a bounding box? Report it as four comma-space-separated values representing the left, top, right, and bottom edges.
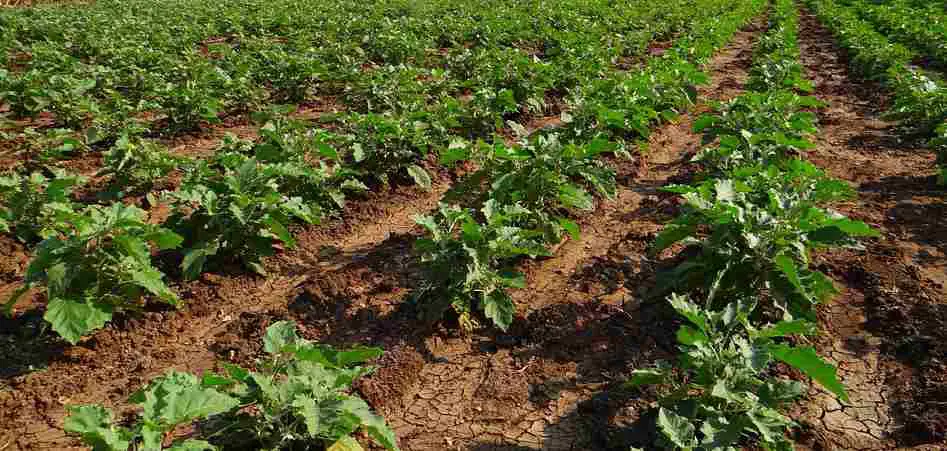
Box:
628, 0, 878, 448
409, 0, 768, 331
806, 0, 947, 184
0, 0, 724, 150
0, 0, 766, 449
2, 0, 760, 345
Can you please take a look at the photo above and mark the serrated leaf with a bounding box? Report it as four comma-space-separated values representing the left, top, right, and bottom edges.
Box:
45, 298, 112, 344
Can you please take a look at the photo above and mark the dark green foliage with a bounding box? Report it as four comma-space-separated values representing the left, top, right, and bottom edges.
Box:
6, 203, 182, 344
64, 321, 399, 450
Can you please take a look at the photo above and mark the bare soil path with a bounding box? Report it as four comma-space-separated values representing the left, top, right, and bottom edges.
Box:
792, 9, 947, 450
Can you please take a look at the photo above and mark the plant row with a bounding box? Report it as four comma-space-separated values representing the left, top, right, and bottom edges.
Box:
839, 0, 947, 70
409, 0, 766, 332
1, 0, 765, 343
628, 0, 879, 448
1, 108, 440, 344
806, 0, 947, 184
65, 321, 400, 450
37, 2, 766, 449
0, 0, 719, 148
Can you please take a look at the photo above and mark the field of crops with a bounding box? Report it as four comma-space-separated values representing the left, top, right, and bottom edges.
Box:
0, 0, 944, 449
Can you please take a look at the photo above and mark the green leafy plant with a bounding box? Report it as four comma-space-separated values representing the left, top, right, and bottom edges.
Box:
0, 169, 85, 243
220, 112, 368, 211
337, 113, 433, 189
166, 155, 321, 279
413, 202, 556, 331
65, 320, 399, 450
454, 134, 617, 214
652, 161, 878, 319
629, 294, 846, 450
97, 135, 184, 195
933, 122, 947, 185
692, 91, 824, 172
5, 203, 182, 344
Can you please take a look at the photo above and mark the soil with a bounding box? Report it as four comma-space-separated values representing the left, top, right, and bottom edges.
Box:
0, 7, 945, 451
788, 10, 947, 451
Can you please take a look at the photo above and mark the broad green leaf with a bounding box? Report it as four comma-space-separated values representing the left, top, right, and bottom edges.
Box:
807, 270, 839, 304
808, 219, 880, 243
498, 271, 526, 289
482, 290, 514, 331
141, 424, 163, 450
46, 263, 70, 298
64, 405, 131, 451
332, 346, 384, 367
263, 216, 295, 247
770, 344, 848, 401
45, 298, 112, 344
406, 164, 432, 189
131, 266, 178, 305
294, 395, 324, 437
181, 241, 219, 280
699, 416, 743, 448
151, 385, 238, 426
557, 217, 580, 240
264, 320, 300, 354
114, 235, 151, 263
143, 230, 185, 250
651, 223, 696, 255
676, 325, 708, 345
352, 143, 366, 163
328, 436, 364, 451
773, 254, 808, 301
338, 397, 399, 450
746, 406, 792, 444
626, 368, 667, 387
166, 440, 217, 451
657, 407, 696, 448
668, 294, 708, 332
757, 319, 816, 338
557, 184, 594, 210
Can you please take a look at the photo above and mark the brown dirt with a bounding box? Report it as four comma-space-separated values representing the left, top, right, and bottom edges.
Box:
0, 20, 765, 451
790, 10, 947, 451
2, 6, 944, 451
